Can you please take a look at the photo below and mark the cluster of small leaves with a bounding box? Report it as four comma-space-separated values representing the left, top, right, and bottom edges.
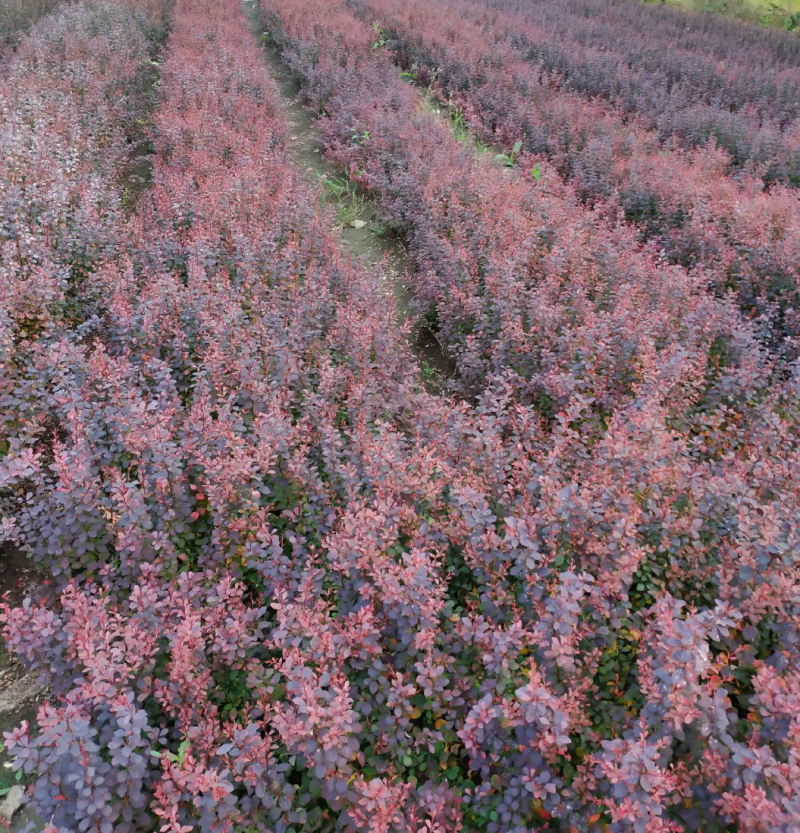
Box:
1, 0, 799, 831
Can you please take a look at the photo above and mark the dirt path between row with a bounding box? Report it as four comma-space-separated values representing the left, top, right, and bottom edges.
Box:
246, 1, 452, 388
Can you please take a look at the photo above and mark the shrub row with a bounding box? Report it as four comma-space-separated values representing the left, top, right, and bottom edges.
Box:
0, 0, 64, 58
0, 0, 158, 473
353, 0, 800, 359
468, 0, 800, 173
1, 0, 449, 829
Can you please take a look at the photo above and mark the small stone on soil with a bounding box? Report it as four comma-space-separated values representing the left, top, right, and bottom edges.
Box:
0, 785, 23, 820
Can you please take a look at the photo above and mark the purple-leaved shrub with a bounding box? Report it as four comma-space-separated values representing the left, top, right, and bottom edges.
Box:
0, 0, 799, 830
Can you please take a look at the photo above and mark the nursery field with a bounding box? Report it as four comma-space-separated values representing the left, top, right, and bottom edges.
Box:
0, 0, 799, 831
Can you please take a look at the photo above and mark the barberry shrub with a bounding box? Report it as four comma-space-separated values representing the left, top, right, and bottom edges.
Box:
1, 0, 799, 830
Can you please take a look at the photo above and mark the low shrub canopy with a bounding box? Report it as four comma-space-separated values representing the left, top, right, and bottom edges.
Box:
0, 0, 799, 831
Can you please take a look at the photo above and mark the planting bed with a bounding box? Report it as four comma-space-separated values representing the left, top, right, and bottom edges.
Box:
0, 0, 799, 831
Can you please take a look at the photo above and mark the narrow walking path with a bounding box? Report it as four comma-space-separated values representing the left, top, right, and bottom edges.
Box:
246, 1, 453, 387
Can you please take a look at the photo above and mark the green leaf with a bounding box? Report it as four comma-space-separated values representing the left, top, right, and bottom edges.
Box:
177, 738, 191, 765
